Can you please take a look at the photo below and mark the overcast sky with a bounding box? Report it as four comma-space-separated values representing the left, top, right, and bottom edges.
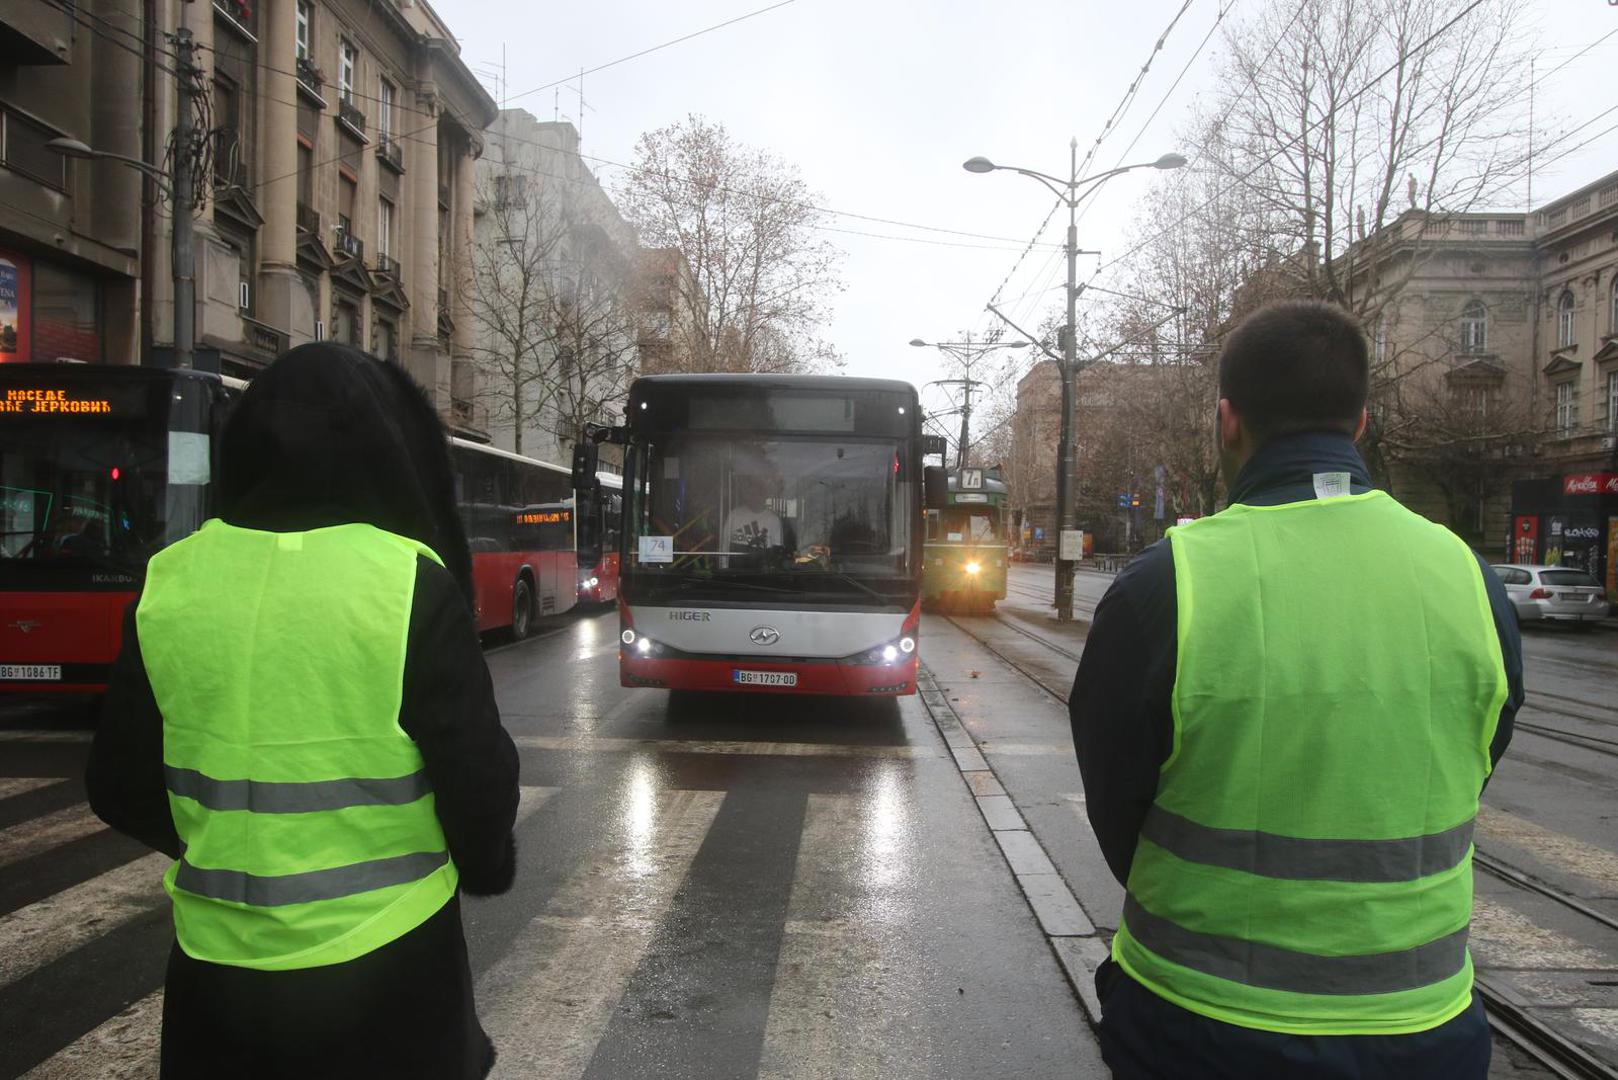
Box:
444, 0, 1615, 420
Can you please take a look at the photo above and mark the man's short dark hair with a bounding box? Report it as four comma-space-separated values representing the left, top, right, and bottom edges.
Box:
1218, 300, 1369, 440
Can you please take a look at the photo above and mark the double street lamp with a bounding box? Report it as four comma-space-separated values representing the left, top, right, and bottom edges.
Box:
909, 338, 1029, 470
963, 146, 1185, 620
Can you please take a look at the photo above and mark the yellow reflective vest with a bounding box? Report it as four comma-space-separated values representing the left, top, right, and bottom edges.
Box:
1113, 490, 1506, 1035
138, 520, 459, 970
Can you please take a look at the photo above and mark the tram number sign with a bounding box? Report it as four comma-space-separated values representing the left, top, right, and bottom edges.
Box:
960, 468, 983, 490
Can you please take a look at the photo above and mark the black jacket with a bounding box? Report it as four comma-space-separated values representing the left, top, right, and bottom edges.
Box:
86, 345, 518, 1080
1068, 431, 1525, 1077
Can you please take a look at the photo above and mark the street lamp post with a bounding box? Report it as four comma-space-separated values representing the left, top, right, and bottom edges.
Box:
47, 26, 201, 369
910, 338, 1028, 469
963, 147, 1185, 620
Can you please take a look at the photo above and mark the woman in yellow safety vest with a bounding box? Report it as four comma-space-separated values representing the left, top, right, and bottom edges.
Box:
88, 343, 520, 1079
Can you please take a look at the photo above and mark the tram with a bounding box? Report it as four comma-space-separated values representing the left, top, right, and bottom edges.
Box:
585, 374, 930, 696
922, 467, 1009, 613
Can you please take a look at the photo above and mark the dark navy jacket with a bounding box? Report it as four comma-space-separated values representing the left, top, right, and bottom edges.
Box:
1069, 431, 1524, 1078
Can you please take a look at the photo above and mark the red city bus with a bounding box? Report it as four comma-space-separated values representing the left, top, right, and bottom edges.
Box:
0, 363, 241, 694
575, 469, 622, 605
449, 438, 578, 638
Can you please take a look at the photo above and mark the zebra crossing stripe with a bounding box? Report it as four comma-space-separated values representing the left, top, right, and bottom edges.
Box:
0, 778, 61, 801
0, 851, 170, 989
757, 793, 929, 1080
20, 990, 162, 1080
509, 734, 940, 759
479, 789, 724, 1080
0, 804, 105, 870
1477, 804, 1618, 890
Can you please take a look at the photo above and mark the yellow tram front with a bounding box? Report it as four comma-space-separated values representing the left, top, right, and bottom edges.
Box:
922, 468, 1008, 614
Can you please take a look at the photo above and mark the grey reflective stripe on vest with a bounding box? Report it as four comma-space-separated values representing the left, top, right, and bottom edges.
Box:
174, 849, 450, 907
1141, 806, 1475, 883
164, 766, 432, 813
1123, 896, 1470, 996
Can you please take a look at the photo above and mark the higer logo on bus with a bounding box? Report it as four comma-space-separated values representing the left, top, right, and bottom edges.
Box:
668, 611, 711, 622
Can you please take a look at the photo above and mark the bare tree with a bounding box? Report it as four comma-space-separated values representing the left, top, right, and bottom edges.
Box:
617, 115, 843, 373
470, 174, 639, 458
1208, 0, 1532, 323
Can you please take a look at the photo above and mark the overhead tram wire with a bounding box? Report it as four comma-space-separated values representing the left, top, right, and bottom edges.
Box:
252, 0, 798, 195
1086, 0, 1493, 286
39, 0, 181, 76
969, 0, 1205, 344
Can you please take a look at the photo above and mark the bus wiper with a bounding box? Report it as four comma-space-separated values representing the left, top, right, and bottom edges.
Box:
817, 571, 891, 603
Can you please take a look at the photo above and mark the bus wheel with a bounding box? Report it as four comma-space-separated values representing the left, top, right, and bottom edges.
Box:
512, 577, 534, 640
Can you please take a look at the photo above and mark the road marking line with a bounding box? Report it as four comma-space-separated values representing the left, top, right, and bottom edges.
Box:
510, 734, 940, 760
1478, 804, 1618, 889
0, 804, 104, 870
21, 989, 162, 1080
0, 777, 62, 800
1569, 1008, 1618, 1050
758, 794, 927, 1080
0, 851, 169, 989
514, 784, 558, 827
480, 789, 724, 1080
1470, 897, 1612, 970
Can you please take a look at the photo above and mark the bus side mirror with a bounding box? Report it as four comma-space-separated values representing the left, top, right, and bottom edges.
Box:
924, 465, 949, 510
571, 441, 599, 490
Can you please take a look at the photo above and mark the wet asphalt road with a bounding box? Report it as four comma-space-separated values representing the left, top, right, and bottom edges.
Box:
0, 606, 1106, 1079
2, 563, 1612, 1078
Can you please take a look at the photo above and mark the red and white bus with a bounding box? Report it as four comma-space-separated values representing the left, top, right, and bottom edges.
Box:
0, 363, 241, 694
575, 469, 622, 605
448, 438, 578, 638
599, 374, 927, 696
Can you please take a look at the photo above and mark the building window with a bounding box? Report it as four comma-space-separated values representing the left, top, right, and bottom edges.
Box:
378, 78, 394, 141
1556, 380, 1577, 436
378, 197, 393, 260
1611, 278, 1618, 336
374, 317, 397, 362
339, 40, 357, 105
1460, 301, 1486, 353
333, 297, 360, 345
1608, 370, 1618, 434
1, 109, 67, 190
338, 175, 356, 234
295, 0, 311, 60
296, 141, 314, 209
1558, 291, 1575, 349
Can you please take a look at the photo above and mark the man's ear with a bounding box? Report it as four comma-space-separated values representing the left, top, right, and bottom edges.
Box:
1353, 407, 1368, 442
1218, 398, 1243, 449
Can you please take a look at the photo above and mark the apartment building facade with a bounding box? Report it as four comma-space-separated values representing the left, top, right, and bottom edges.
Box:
472, 111, 638, 464
0, 0, 496, 427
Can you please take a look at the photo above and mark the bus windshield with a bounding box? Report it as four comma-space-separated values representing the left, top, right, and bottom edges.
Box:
636, 433, 912, 580
0, 374, 211, 578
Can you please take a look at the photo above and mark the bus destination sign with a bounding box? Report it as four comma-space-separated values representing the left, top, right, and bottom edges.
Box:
1, 388, 114, 414
516, 509, 570, 526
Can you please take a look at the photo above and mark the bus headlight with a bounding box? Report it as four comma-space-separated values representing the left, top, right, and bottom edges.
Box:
965, 561, 982, 575
587, 577, 600, 588
845, 636, 918, 667
621, 629, 637, 645
636, 636, 653, 654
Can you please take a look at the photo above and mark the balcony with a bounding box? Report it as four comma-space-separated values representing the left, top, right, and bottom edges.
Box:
295, 57, 326, 106
296, 202, 320, 235
375, 134, 404, 173
213, 0, 256, 40
333, 224, 364, 261
372, 254, 401, 281
337, 98, 367, 141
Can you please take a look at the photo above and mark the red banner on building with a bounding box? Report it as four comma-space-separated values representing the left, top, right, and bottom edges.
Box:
1563, 473, 1618, 496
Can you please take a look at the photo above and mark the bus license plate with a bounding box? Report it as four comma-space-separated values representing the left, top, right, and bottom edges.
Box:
1, 664, 61, 681
733, 670, 798, 688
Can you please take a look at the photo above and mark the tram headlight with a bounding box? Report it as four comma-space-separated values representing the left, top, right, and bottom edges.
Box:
964, 561, 982, 575
621, 628, 637, 645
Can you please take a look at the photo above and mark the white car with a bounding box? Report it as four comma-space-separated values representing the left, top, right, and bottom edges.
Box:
1490, 564, 1611, 629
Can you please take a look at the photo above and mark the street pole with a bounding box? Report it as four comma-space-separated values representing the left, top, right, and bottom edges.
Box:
1054, 138, 1079, 622
171, 25, 198, 369
957, 376, 974, 470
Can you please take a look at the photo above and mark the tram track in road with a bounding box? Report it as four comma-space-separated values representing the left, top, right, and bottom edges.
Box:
945, 606, 1618, 1079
